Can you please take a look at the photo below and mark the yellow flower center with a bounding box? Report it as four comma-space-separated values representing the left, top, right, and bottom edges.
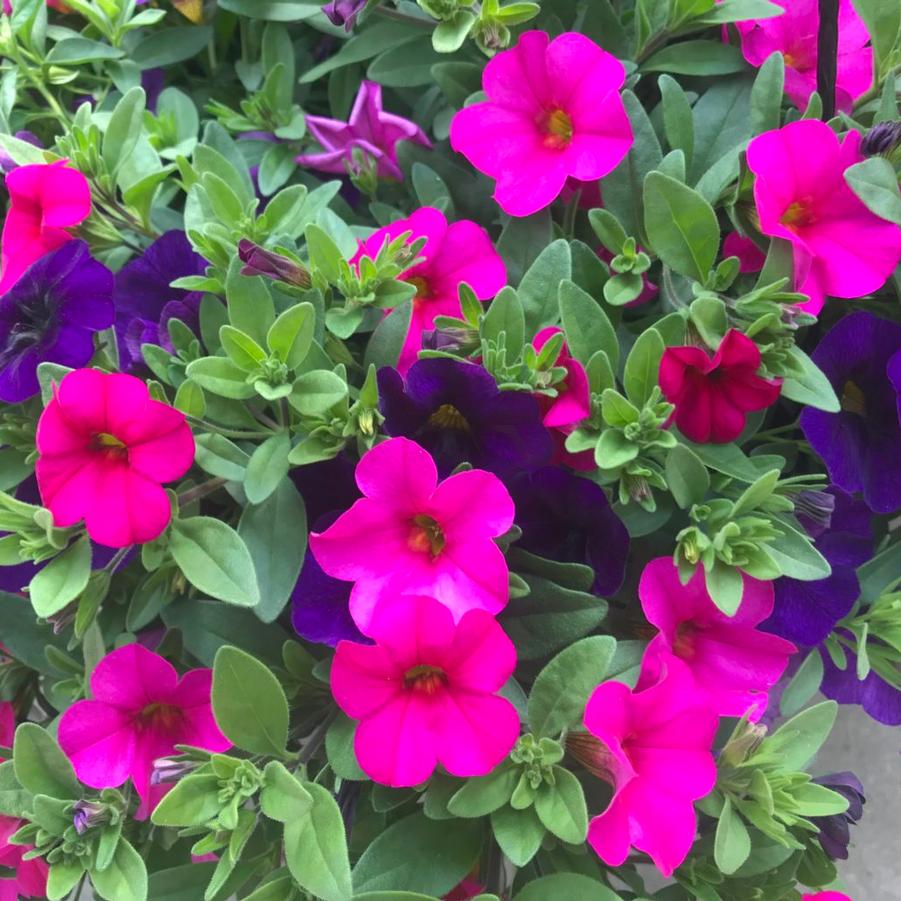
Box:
91, 432, 128, 460
427, 403, 470, 432
541, 108, 574, 150
780, 199, 816, 230
841, 380, 867, 416
407, 514, 446, 557
404, 664, 447, 695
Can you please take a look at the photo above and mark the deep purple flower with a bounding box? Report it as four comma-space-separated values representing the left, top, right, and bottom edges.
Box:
764, 489, 872, 646
290, 455, 360, 525
0, 241, 113, 404
378, 358, 552, 480
322, 0, 366, 30
889, 348, 901, 420
820, 646, 901, 726
296, 80, 430, 181
114, 231, 206, 370
800, 311, 901, 514
509, 466, 629, 596
141, 69, 165, 114
810, 771, 865, 860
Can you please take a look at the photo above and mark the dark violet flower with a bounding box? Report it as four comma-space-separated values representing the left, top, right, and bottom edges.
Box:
801, 311, 901, 513
510, 466, 629, 596
0, 240, 113, 403
378, 357, 553, 479
322, 0, 366, 30
810, 771, 865, 860
819, 646, 901, 726
141, 69, 165, 114
764, 489, 872, 646
114, 231, 206, 370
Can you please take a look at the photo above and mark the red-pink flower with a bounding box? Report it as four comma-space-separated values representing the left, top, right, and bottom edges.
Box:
637, 558, 795, 720
659, 329, 782, 443
352, 207, 505, 373
331, 595, 519, 787
735, 0, 872, 113
747, 120, 901, 314
803, 893, 853, 901
449, 31, 632, 217
58, 644, 230, 813
582, 657, 718, 877
35, 369, 195, 548
0, 162, 91, 293
723, 232, 765, 273
310, 437, 514, 633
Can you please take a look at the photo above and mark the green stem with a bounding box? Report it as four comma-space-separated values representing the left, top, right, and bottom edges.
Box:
372, 4, 435, 28
185, 415, 274, 440
7, 41, 70, 124
177, 477, 227, 508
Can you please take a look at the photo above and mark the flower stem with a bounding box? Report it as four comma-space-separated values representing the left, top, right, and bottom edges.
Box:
177, 478, 227, 508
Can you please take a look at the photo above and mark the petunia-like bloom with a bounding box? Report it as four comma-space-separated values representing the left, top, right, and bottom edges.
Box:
0, 241, 113, 404
819, 644, 901, 726
723, 232, 766, 273
444, 879, 486, 901
802, 894, 853, 901
114, 231, 207, 371
330, 595, 519, 787
747, 120, 901, 315
638, 558, 795, 720
296, 80, 430, 181
58, 644, 230, 813
35, 369, 195, 548
309, 437, 514, 633
321, 0, 365, 29
0, 162, 92, 294
449, 31, 632, 217
377, 357, 551, 479
736, 0, 872, 113
582, 657, 718, 877
509, 466, 629, 596
659, 329, 782, 443
352, 207, 506, 373
811, 771, 865, 861
800, 311, 901, 514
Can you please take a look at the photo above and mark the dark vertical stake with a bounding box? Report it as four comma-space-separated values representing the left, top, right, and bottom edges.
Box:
817, 0, 839, 120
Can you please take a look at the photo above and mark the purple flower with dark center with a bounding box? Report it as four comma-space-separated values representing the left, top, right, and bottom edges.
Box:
509, 466, 629, 596
819, 646, 901, 726
322, 0, 366, 30
810, 771, 865, 860
0, 241, 113, 404
800, 311, 901, 514
764, 488, 872, 646
114, 231, 206, 370
378, 358, 553, 480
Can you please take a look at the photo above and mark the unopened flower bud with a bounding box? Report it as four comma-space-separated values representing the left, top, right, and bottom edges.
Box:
72, 800, 107, 835
861, 120, 901, 157
794, 489, 836, 538
321, 0, 365, 30
238, 240, 311, 289
151, 756, 199, 786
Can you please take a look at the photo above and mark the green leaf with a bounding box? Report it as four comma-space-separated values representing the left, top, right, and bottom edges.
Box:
220, 325, 267, 371
46, 37, 124, 64
706, 562, 745, 616
533, 767, 588, 843
714, 797, 751, 875
490, 805, 545, 867
432, 10, 475, 53
845, 157, 901, 225
284, 782, 352, 901
364, 301, 413, 370
623, 328, 665, 407
244, 434, 291, 505
325, 713, 367, 781
367, 40, 443, 87
644, 171, 720, 282
289, 370, 348, 417
558, 280, 619, 369
102, 87, 146, 176
665, 444, 709, 508
642, 40, 747, 75
151, 773, 223, 827
528, 636, 617, 737
268, 302, 315, 369
194, 433, 250, 481
226, 263, 276, 347
750, 51, 785, 134
47, 859, 86, 901
0, 760, 32, 818
131, 26, 214, 69
481, 286, 525, 351
173, 379, 206, 418
696, 0, 783, 22
780, 649, 825, 717
496, 209, 553, 284
790, 783, 850, 816
851, 0, 901, 78
170, 517, 261, 606
447, 764, 518, 818
764, 700, 837, 771
212, 646, 289, 756
768, 517, 832, 581
658, 74, 694, 166
90, 837, 147, 901
13, 724, 80, 800
513, 873, 622, 901
148, 864, 218, 901
28, 536, 91, 617
260, 761, 313, 822
518, 239, 571, 334
780, 346, 841, 409
185, 357, 255, 399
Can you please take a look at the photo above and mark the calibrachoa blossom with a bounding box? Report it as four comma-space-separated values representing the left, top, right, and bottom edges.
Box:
723, 232, 766, 273
0, 162, 92, 294
352, 207, 506, 373
581, 657, 718, 876
802, 894, 853, 901
322, 0, 365, 29
810, 772, 865, 861
35, 369, 195, 547
800, 311, 901, 514
747, 120, 901, 314
736, 0, 872, 113
58, 644, 230, 811
296, 80, 430, 180
330, 595, 519, 787
450, 31, 632, 217
0, 240, 113, 403
638, 558, 795, 719
820, 646, 901, 726
659, 329, 782, 443
378, 357, 552, 478
310, 437, 514, 632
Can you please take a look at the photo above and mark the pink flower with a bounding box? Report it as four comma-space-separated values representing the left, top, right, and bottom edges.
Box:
58, 644, 230, 813
35, 369, 195, 548
747, 120, 901, 315
659, 329, 782, 443
0, 162, 91, 293
296, 80, 430, 181
723, 232, 766, 273
331, 595, 519, 787
444, 879, 486, 901
736, 0, 872, 113
310, 437, 514, 633
449, 31, 633, 217
803, 894, 853, 901
637, 558, 796, 720
352, 207, 506, 374
582, 657, 718, 876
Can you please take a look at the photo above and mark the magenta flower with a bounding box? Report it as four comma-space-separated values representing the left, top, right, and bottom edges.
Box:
296, 80, 430, 180
331, 595, 519, 787
582, 657, 718, 877
637, 558, 795, 720
723, 232, 765, 273
352, 207, 506, 373
310, 437, 514, 634
532, 327, 590, 428
736, 0, 872, 113
802, 894, 852, 901
58, 644, 230, 813
747, 120, 901, 314
35, 369, 195, 548
449, 31, 632, 217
